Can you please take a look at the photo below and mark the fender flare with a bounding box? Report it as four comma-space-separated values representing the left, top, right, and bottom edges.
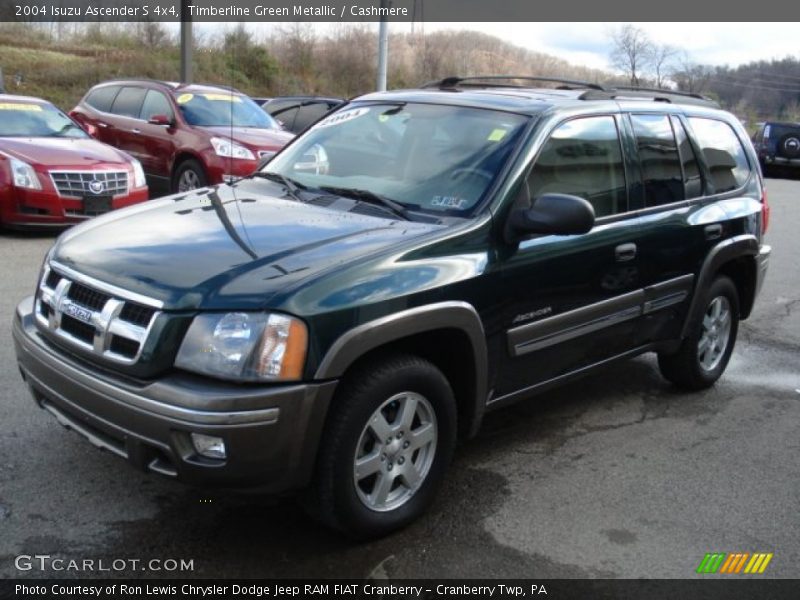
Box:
314, 301, 489, 438
681, 234, 759, 339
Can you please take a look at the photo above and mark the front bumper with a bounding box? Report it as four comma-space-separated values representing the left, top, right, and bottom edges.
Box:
13, 296, 336, 492
0, 186, 149, 229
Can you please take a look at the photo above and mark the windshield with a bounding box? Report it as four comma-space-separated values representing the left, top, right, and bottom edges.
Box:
263, 102, 528, 215
0, 102, 88, 138
175, 92, 281, 128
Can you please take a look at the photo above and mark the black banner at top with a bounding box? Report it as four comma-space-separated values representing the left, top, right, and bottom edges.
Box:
2, 0, 799, 22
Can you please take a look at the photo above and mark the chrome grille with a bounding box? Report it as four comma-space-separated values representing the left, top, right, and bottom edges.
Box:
35, 262, 161, 365
49, 170, 129, 198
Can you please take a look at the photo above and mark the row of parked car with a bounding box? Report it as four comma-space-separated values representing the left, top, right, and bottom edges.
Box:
0, 78, 343, 229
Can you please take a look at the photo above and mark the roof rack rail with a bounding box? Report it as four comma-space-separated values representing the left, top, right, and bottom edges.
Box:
421, 75, 606, 91
99, 78, 241, 94
581, 87, 719, 108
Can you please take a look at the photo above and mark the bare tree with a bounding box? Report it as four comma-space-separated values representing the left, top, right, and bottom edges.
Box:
647, 43, 678, 88
671, 51, 712, 94
609, 25, 653, 87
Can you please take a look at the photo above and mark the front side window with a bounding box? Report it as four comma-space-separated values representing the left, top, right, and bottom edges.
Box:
140, 90, 174, 122
265, 102, 529, 215
688, 117, 751, 193
0, 102, 87, 138
176, 92, 280, 128
528, 116, 627, 218
631, 114, 684, 207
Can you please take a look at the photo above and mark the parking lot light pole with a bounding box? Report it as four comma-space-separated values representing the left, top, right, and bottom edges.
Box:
180, 0, 193, 84
376, 0, 389, 91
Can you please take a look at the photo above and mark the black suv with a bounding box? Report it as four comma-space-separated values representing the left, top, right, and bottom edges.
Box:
752, 120, 800, 172
13, 76, 771, 539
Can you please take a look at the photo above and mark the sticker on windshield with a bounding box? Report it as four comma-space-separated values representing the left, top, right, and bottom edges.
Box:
202, 93, 242, 103
0, 103, 42, 111
487, 128, 508, 142
176, 93, 194, 104
431, 195, 468, 209
314, 107, 370, 129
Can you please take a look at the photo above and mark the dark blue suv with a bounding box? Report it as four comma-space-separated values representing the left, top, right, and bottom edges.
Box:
752, 121, 800, 172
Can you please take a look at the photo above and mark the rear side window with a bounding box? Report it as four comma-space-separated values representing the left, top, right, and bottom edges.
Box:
140, 90, 174, 121
688, 117, 751, 193
85, 86, 120, 113
671, 116, 703, 199
529, 116, 627, 218
295, 103, 335, 131
631, 114, 684, 206
111, 87, 147, 119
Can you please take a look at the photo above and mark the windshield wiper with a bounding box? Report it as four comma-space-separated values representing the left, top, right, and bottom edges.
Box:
52, 123, 84, 137
318, 186, 413, 221
254, 171, 306, 203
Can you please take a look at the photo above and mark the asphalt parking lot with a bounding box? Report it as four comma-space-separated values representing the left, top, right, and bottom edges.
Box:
1, 177, 798, 580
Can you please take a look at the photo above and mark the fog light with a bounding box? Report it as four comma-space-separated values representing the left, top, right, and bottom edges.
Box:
191, 433, 227, 459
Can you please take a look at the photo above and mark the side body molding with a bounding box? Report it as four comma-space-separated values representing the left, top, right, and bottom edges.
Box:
314, 301, 489, 438
681, 234, 759, 339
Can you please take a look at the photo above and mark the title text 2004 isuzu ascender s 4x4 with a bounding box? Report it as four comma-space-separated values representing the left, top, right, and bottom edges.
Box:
13, 77, 771, 538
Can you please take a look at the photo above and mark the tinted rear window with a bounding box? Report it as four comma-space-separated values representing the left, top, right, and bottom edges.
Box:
688, 117, 751, 193
111, 87, 147, 119
85, 86, 120, 112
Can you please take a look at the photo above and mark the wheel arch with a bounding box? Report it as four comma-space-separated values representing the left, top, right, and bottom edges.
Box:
170, 151, 206, 178
314, 301, 489, 439
681, 234, 759, 338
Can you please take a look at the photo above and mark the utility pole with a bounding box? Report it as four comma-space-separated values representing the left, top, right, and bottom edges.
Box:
376, 0, 389, 91
180, 0, 193, 83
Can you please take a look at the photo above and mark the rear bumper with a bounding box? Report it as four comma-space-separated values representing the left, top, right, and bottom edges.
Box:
755, 244, 771, 299
13, 296, 336, 492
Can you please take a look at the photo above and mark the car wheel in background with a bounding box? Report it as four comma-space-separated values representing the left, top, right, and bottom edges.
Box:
172, 159, 207, 193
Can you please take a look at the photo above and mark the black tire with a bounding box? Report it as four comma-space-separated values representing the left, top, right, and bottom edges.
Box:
172, 159, 207, 193
658, 276, 739, 390
306, 353, 457, 540
777, 133, 800, 159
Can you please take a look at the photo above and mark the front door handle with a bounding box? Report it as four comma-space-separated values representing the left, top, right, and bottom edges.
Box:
96, 122, 108, 128
131, 128, 141, 134
704, 224, 723, 240
615, 243, 637, 262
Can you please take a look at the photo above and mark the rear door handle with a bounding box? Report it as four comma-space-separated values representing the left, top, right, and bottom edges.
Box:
96, 122, 108, 128
131, 128, 141, 134
704, 224, 723, 240
615, 243, 637, 262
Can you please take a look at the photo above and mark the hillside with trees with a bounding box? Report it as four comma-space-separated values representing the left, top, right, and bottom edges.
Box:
0, 22, 607, 109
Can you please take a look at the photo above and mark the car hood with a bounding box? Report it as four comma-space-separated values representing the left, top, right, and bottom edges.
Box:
0, 137, 131, 168
201, 126, 294, 149
51, 180, 442, 310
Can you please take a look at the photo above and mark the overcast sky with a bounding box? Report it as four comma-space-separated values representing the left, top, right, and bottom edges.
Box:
199, 22, 799, 73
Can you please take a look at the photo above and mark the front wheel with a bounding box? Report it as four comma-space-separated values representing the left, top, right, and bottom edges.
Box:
172, 159, 207, 193
658, 275, 739, 390
307, 354, 457, 539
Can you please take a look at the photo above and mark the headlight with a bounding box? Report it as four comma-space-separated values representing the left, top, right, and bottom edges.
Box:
131, 159, 147, 188
175, 312, 308, 382
210, 137, 255, 160
10, 157, 42, 190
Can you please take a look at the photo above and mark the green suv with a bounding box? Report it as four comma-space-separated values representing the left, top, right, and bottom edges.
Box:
13, 76, 771, 538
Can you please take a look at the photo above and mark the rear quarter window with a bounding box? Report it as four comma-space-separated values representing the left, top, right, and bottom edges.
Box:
688, 117, 751, 193
85, 86, 120, 113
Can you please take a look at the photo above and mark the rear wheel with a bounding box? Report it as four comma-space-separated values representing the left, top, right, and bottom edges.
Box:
658, 276, 739, 390
307, 353, 457, 539
172, 159, 207, 193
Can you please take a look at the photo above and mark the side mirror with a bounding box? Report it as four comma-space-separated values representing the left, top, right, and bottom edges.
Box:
507, 193, 595, 240
147, 114, 172, 127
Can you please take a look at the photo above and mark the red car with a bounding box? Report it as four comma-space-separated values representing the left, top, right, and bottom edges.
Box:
70, 80, 294, 195
0, 94, 149, 229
